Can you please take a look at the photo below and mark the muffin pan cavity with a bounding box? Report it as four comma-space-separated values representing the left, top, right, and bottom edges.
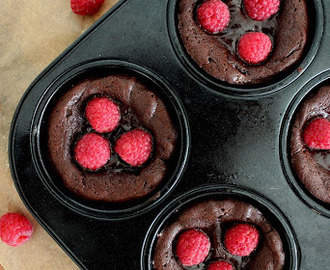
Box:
31, 60, 190, 220
280, 72, 330, 217
167, 0, 323, 96
142, 186, 299, 270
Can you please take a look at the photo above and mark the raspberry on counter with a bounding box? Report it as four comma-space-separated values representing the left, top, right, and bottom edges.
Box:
0, 213, 33, 247
224, 223, 259, 256
115, 129, 153, 167
85, 96, 121, 133
74, 133, 110, 170
207, 260, 234, 270
302, 118, 330, 150
244, 0, 280, 21
175, 228, 211, 266
197, 0, 230, 34
238, 32, 272, 64
71, 0, 105, 15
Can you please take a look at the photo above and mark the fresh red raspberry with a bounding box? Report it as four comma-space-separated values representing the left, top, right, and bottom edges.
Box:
244, 0, 280, 21
175, 229, 211, 266
197, 0, 230, 34
238, 32, 272, 64
71, 0, 105, 15
302, 118, 330, 150
224, 223, 259, 256
0, 213, 33, 247
74, 133, 110, 170
85, 97, 121, 133
115, 129, 153, 167
207, 260, 234, 270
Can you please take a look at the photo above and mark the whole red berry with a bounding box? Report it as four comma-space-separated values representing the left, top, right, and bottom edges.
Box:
238, 32, 272, 64
302, 118, 330, 150
197, 0, 230, 34
224, 223, 259, 256
74, 133, 110, 170
175, 229, 211, 266
115, 129, 153, 166
85, 97, 121, 133
71, 0, 105, 15
0, 213, 33, 247
244, 0, 280, 21
207, 260, 234, 270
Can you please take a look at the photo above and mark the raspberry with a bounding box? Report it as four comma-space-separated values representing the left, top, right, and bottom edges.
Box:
224, 223, 259, 256
74, 133, 110, 170
71, 0, 105, 15
244, 0, 280, 21
175, 229, 211, 266
238, 32, 272, 64
115, 129, 153, 167
302, 118, 330, 150
207, 260, 234, 270
0, 213, 33, 247
197, 0, 230, 34
85, 97, 121, 133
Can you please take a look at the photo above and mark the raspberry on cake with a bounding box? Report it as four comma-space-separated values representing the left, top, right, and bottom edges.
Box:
85, 96, 121, 133
70, 0, 105, 15
244, 0, 280, 21
115, 129, 153, 167
224, 223, 259, 256
197, 0, 230, 34
175, 228, 211, 266
0, 213, 33, 247
207, 260, 234, 270
302, 118, 330, 150
74, 133, 110, 170
238, 32, 272, 64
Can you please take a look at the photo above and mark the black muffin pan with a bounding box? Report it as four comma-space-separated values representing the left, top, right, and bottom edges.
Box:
9, 0, 329, 269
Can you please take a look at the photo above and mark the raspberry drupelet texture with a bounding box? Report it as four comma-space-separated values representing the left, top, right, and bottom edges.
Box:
224, 223, 259, 256
244, 0, 280, 21
175, 228, 211, 266
207, 260, 234, 270
0, 213, 33, 247
71, 0, 105, 15
85, 96, 121, 133
302, 118, 330, 150
115, 129, 153, 167
74, 133, 110, 170
197, 0, 230, 34
238, 32, 272, 64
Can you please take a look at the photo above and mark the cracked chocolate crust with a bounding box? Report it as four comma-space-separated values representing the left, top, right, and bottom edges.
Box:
47, 74, 178, 203
177, 0, 309, 84
153, 199, 285, 270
